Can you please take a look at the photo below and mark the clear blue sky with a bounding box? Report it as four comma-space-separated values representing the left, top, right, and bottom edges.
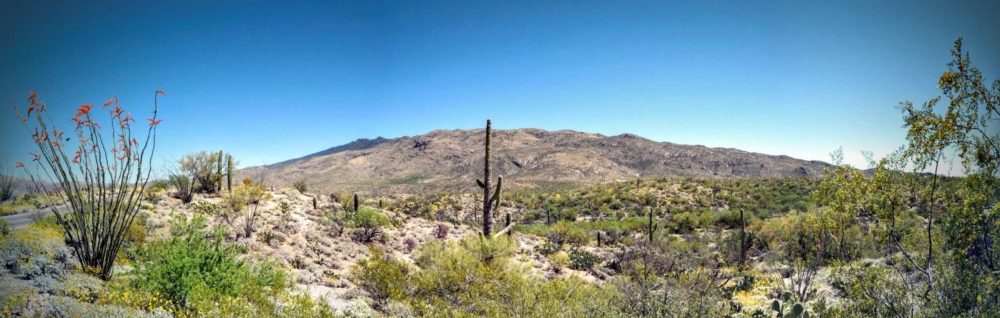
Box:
2, 1, 998, 174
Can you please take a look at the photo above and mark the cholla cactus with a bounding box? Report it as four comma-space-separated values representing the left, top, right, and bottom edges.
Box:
14, 90, 163, 280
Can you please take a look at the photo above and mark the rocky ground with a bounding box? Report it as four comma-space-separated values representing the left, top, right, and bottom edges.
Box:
141, 188, 611, 315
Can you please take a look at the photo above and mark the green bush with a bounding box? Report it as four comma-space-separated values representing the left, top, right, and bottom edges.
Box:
132, 216, 287, 312
350, 247, 410, 310
349, 207, 394, 243
395, 235, 621, 316
569, 249, 600, 270
548, 251, 570, 270
545, 221, 591, 246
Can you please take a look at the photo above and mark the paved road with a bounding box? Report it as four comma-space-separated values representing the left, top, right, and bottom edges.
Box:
2, 205, 64, 229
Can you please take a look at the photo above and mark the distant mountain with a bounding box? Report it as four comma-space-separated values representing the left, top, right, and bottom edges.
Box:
242, 128, 831, 193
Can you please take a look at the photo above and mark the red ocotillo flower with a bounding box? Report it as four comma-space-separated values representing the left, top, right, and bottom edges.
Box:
72, 104, 93, 125
15, 162, 24, 169
28, 91, 37, 104
120, 112, 135, 127
76, 104, 92, 116
111, 105, 123, 118
148, 117, 162, 127
103, 96, 117, 108
155, 89, 167, 96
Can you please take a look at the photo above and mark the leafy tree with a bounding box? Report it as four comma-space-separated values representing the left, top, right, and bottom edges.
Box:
898, 37, 999, 315
179, 150, 233, 194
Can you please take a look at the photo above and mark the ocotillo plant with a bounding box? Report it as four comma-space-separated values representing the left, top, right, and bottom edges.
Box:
14, 90, 163, 280
476, 119, 503, 236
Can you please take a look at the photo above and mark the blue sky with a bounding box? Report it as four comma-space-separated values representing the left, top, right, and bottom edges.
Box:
1, 1, 998, 174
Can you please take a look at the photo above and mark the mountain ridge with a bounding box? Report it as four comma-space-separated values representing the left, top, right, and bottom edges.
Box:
242, 127, 832, 193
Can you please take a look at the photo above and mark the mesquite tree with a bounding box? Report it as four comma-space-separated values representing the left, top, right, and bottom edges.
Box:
14, 90, 163, 280
476, 119, 503, 236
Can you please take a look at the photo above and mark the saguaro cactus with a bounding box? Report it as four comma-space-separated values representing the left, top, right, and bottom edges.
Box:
215, 150, 224, 191
505, 213, 512, 237
739, 209, 750, 270
225, 153, 234, 192
353, 192, 360, 212
646, 208, 658, 244
476, 119, 504, 236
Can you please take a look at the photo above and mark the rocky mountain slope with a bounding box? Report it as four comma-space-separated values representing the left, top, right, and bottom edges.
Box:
243, 128, 831, 193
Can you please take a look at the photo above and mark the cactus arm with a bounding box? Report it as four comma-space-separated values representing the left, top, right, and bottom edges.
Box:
490, 176, 503, 210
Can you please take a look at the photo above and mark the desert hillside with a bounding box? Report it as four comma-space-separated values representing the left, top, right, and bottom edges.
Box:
244, 128, 831, 193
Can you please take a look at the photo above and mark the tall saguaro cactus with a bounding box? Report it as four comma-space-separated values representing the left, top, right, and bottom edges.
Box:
225, 153, 234, 192
646, 208, 658, 244
477, 119, 503, 236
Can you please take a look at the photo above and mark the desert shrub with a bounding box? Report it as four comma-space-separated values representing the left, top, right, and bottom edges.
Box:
1, 286, 34, 316
131, 216, 287, 313
548, 251, 570, 271
125, 218, 148, 246
545, 221, 590, 246
167, 174, 193, 204
2, 220, 73, 279
179, 151, 225, 193
292, 179, 308, 193
190, 201, 220, 216
667, 211, 699, 234
224, 179, 271, 237
120, 216, 335, 317
279, 201, 291, 214
27, 295, 171, 318
258, 229, 284, 246
0, 219, 9, 237
142, 187, 162, 203
400, 235, 620, 316
21, 254, 66, 281
534, 241, 560, 256
349, 207, 393, 243
403, 237, 418, 253
569, 249, 600, 270
351, 247, 410, 310
433, 222, 449, 239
